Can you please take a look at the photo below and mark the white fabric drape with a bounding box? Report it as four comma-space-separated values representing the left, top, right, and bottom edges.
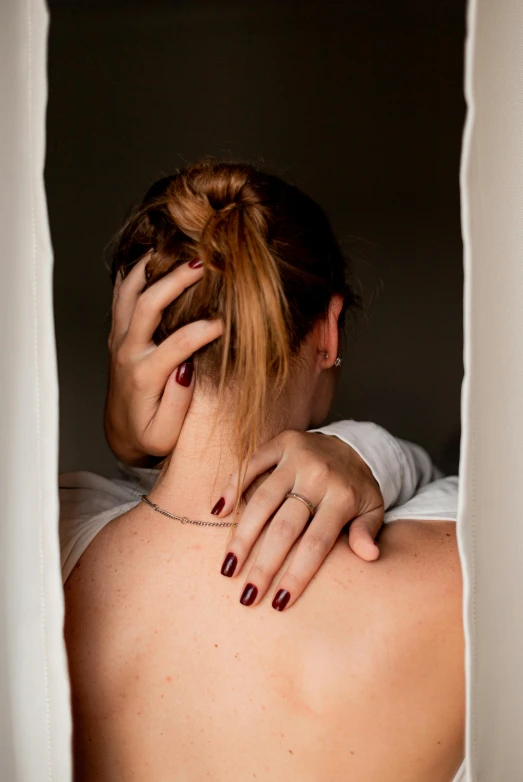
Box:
459, 1, 523, 780
0, 0, 72, 779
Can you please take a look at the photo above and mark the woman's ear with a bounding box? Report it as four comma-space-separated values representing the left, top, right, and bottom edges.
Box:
317, 294, 344, 369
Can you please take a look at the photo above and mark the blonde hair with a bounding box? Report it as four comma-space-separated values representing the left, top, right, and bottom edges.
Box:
113, 159, 357, 494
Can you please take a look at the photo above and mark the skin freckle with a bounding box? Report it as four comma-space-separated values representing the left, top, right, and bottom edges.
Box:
166, 676, 173, 682
289, 750, 294, 755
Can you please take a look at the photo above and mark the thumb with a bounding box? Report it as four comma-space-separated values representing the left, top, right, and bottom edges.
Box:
142, 365, 194, 457
347, 507, 384, 562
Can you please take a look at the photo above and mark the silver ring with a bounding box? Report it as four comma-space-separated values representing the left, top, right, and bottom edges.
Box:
285, 492, 316, 518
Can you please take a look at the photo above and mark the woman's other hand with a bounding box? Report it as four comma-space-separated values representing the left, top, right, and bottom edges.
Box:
215, 431, 385, 610
105, 256, 222, 465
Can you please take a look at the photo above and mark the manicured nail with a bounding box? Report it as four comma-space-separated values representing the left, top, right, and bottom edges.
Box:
221, 552, 237, 577
211, 497, 225, 516
175, 361, 193, 387
272, 589, 291, 611
189, 258, 203, 268
240, 583, 258, 606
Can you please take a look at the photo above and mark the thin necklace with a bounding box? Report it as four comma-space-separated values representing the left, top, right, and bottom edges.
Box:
140, 494, 238, 528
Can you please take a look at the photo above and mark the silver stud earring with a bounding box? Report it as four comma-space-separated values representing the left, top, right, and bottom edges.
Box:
324, 351, 329, 360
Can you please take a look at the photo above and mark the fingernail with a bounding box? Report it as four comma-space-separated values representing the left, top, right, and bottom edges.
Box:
189, 258, 203, 268
175, 361, 193, 387
221, 552, 237, 577
240, 583, 258, 607
272, 589, 291, 612
211, 497, 225, 516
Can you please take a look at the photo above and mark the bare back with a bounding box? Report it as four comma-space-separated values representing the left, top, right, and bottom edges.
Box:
64, 509, 464, 782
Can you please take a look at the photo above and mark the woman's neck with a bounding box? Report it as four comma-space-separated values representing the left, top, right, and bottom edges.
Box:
148, 392, 304, 521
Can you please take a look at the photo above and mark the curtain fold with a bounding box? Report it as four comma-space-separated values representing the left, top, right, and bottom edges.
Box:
459, 0, 523, 779
0, 0, 72, 779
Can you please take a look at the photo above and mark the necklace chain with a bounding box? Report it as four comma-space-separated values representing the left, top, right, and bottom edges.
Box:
140, 494, 238, 528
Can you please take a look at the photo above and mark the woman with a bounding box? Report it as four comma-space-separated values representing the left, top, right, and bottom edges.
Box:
63, 159, 463, 780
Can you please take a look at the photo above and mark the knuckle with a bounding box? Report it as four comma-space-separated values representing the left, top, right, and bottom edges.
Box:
134, 292, 152, 318
114, 345, 131, 368
249, 487, 272, 510
131, 363, 150, 391
248, 563, 270, 582
227, 533, 248, 557
349, 518, 367, 535
225, 477, 239, 495
305, 530, 334, 555
307, 462, 331, 486
172, 327, 193, 358
336, 485, 357, 508
279, 430, 302, 449
279, 570, 301, 590
271, 517, 297, 540
247, 445, 261, 465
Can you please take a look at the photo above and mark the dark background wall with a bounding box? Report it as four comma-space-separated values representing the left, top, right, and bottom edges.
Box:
46, 0, 466, 476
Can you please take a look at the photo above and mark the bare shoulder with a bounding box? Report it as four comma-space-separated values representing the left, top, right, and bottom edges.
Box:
309, 519, 461, 613
63, 505, 157, 690
291, 520, 464, 703
322, 520, 463, 642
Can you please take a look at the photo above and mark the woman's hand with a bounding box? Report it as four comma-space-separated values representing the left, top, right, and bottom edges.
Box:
215, 431, 385, 610
105, 256, 222, 465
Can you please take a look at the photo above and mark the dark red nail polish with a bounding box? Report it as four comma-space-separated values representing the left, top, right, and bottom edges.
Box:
211, 497, 225, 516
272, 589, 291, 611
175, 361, 193, 387
240, 583, 258, 607
189, 258, 203, 268
221, 552, 237, 577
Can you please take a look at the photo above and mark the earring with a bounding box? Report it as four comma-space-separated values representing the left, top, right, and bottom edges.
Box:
334, 356, 342, 367
324, 351, 329, 360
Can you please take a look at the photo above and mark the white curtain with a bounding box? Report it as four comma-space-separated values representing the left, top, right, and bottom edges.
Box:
0, 0, 72, 779
459, 0, 523, 780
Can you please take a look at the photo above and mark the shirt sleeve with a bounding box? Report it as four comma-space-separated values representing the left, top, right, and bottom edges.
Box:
310, 420, 443, 510
383, 477, 458, 523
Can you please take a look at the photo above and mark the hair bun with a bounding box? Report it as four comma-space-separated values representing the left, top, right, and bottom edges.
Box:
112, 157, 356, 516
